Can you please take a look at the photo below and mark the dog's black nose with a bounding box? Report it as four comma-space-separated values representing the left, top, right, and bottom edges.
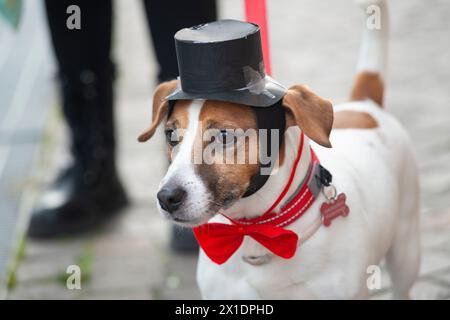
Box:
157, 187, 186, 213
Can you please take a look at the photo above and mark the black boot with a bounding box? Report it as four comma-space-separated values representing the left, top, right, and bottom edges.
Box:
28, 161, 128, 238
28, 64, 128, 239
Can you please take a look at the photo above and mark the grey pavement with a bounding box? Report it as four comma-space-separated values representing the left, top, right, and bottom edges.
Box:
4, 0, 450, 299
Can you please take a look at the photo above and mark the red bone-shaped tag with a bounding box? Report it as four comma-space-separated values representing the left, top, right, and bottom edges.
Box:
320, 193, 349, 227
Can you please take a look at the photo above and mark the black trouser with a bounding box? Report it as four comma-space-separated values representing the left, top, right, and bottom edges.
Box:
44, 0, 217, 170
45, 0, 217, 81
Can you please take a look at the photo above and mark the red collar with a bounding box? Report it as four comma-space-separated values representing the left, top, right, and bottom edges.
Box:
193, 133, 324, 265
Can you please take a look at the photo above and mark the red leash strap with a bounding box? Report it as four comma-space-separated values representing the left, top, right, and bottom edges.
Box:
245, 0, 272, 75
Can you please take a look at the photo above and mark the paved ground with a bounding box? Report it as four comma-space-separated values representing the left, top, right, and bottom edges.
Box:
5, 0, 450, 299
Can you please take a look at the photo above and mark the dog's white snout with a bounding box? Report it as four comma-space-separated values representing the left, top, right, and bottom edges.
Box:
157, 167, 212, 225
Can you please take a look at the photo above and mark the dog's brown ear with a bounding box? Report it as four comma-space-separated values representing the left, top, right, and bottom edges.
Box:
282, 85, 333, 148
138, 80, 179, 142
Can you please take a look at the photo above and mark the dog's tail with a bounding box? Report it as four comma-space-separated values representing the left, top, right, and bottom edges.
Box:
350, 0, 388, 107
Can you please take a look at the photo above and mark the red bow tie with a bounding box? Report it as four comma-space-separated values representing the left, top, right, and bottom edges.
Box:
193, 134, 323, 265
194, 223, 299, 265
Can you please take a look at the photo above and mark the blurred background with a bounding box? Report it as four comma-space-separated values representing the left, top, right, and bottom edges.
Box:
0, 0, 449, 299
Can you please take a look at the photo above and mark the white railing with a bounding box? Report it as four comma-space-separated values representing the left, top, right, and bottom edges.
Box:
0, 0, 53, 299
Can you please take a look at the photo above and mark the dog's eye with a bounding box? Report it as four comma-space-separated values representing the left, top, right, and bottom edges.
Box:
165, 129, 179, 147
214, 129, 236, 147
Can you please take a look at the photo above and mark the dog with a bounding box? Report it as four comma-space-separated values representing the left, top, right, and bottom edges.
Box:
139, 0, 420, 299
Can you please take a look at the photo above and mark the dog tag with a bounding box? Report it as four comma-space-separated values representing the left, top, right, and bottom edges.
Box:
320, 193, 350, 227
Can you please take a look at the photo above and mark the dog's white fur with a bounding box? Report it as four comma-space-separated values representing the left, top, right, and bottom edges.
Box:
160, 0, 420, 299
356, 0, 389, 76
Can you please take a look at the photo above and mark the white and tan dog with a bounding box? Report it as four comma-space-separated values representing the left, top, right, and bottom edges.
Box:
139, 0, 420, 299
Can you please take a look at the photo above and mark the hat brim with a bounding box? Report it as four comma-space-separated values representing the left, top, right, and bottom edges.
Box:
165, 76, 287, 107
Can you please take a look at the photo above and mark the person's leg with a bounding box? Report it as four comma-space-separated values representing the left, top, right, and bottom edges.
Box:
46, 0, 115, 168
143, 0, 217, 82
28, 0, 128, 238
143, 0, 217, 252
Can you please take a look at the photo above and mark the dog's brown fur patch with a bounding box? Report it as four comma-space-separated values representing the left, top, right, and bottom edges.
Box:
282, 85, 333, 148
165, 100, 191, 161
199, 100, 257, 129
197, 101, 260, 202
333, 110, 378, 129
138, 80, 179, 142
166, 100, 191, 129
350, 72, 384, 107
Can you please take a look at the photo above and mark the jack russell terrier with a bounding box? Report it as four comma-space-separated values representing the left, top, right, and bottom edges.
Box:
139, 0, 420, 299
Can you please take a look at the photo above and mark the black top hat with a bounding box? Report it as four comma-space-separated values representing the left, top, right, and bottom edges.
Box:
166, 19, 286, 107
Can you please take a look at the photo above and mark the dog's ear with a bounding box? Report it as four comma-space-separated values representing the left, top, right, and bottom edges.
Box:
282, 85, 333, 148
138, 80, 179, 142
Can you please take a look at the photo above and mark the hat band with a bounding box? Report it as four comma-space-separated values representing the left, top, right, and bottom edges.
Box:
179, 65, 267, 95
179, 71, 266, 94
